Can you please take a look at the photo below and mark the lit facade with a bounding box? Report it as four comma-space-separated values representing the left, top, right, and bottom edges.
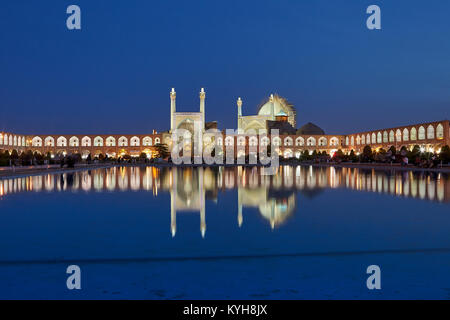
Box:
0, 89, 449, 158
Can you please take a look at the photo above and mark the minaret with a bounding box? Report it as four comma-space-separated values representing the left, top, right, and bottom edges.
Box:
269, 93, 275, 119
170, 88, 176, 131
237, 97, 242, 130
199, 88, 205, 129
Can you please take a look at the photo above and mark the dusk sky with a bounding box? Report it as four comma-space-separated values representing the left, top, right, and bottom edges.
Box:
1, 0, 449, 135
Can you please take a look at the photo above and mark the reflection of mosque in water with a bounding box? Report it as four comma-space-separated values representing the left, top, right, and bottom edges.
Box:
0, 166, 449, 236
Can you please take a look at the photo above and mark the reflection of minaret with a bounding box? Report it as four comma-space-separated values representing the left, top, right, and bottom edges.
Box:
199, 167, 206, 238
170, 168, 176, 237
169, 167, 207, 238
238, 204, 243, 227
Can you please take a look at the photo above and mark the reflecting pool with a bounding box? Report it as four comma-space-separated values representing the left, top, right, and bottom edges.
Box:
0, 166, 449, 299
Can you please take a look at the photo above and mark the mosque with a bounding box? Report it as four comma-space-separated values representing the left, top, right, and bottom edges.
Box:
0, 88, 449, 159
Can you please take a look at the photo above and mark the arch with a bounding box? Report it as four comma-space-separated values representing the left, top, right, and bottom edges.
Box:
13, 136, 17, 146
225, 136, 234, 146
383, 131, 388, 143
403, 128, 409, 141
361, 135, 365, 145
81, 136, 91, 147
389, 130, 395, 142
418, 126, 425, 140
396, 129, 402, 142
57, 136, 67, 147
330, 137, 339, 146
237, 136, 246, 146
249, 136, 258, 146
356, 136, 361, 145
318, 137, 327, 146
410, 127, 417, 140
32, 136, 42, 147
3, 134, 7, 145
307, 137, 316, 146
284, 136, 293, 146
427, 125, 435, 139
295, 136, 304, 146
371, 133, 376, 144
377, 132, 382, 144
350, 136, 354, 146
272, 136, 281, 146
45, 136, 55, 147
17, 136, 21, 147
130, 136, 140, 146
436, 123, 444, 139
69, 136, 79, 147
260, 136, 269, 146
142, 136, 152, 146
9, 135, 12, 145
216, 137, 223, 146
22, 137, 25, 146
345, 137, 349, 146
106, 136, 116, 147
155, 137, 160, 144
118, 136, 128, 147
94, 136, 103, 147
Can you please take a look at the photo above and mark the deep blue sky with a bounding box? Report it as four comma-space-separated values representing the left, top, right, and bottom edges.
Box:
1, 0, 449, 135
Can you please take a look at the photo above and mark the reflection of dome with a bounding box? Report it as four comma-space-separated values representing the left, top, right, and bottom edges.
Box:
258, 193, 296, 228
296, 122, 325, 135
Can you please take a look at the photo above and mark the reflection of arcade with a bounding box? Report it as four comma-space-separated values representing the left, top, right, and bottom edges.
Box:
1, 166, 449, 237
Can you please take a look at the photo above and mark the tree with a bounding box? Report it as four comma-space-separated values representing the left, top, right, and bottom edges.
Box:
407, 145, 421, 163
349, 150, 358, 162
10, 149, 19, 165
34, 152, 44, 165
154, 143, 170, 159
66, 156, 76, 168
0, 150, 9, 166
362, 145, 373, 162
332, 149, 344, 162
19, 150, 33, 165
440, 145, 450, 164
388, 146, 396, 155
139, 152, 147, 161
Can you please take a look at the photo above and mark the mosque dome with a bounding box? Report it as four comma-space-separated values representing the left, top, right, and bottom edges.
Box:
257, 94, 296, 127
296, 122, 325, 135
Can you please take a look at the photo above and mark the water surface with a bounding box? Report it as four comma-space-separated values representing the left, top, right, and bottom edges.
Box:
0, 166, 449, 299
